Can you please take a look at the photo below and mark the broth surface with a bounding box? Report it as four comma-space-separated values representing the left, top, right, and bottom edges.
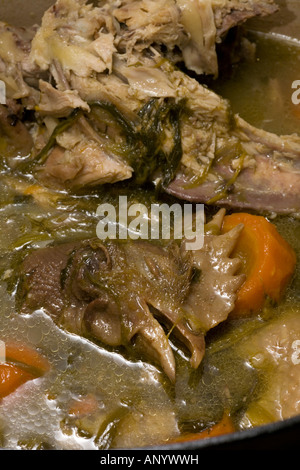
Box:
0, 31, 300, 449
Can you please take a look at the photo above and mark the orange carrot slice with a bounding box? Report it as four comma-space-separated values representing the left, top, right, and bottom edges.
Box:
171, 413, 235, 443
0, 364, 34, 400
222, 213, 297, 316
0, 341, 50, 399
68, 394, 99, 418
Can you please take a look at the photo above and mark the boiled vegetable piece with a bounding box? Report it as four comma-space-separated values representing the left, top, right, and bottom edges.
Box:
221, 213, 297, 316
0, 342, 50, 399
170, 413, 235, 443
238, 309, 300, 424
0, 364, 34, 399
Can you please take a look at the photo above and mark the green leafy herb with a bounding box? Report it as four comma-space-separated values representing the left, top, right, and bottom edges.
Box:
17, 98, 186, 189
18, 108, 82, 173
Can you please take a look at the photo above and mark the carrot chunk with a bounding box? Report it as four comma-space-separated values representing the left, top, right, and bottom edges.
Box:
4, 342, 50, 374
171, 413, 235, 443
0, 364, 34, 399
68, 394, 99, 418
0, 342, 50, 399
221, 213, 297, 316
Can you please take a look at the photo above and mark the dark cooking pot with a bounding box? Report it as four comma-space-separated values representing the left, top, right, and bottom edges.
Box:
150, 415, 300, 451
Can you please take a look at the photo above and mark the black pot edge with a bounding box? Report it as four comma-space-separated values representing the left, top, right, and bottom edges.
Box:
0, 415, 299, 452
138, 414, 300, 451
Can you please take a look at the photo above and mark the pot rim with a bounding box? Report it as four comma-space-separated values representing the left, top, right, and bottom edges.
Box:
141, 414, 300, 450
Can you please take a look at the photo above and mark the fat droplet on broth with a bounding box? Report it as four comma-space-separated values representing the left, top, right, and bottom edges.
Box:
0, 306, 174, 449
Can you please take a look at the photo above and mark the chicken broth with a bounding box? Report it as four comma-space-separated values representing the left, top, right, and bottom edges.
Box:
0, 4, 300, 449
0, 186, 259, 449
212, 31, 300, 136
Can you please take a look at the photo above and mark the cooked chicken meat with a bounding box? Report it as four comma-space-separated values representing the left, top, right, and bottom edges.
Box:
112, 0, 278, 76
167, 115, 300, 215
38, 134, 133, 188
18, 210, 244, 382
37, 80, 90, 117
2, 0, 298, 216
